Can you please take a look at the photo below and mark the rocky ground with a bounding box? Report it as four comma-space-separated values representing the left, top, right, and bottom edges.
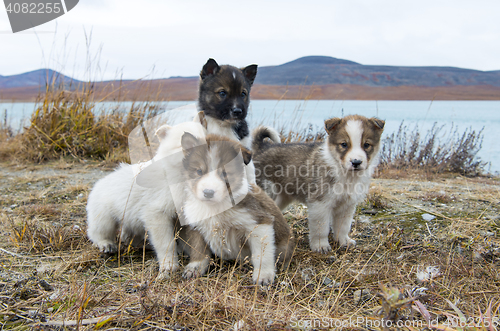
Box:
0, 160, 499, 330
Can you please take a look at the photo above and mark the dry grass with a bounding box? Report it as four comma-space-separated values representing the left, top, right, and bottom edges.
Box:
1, 83, 160, 164
0, 164, 499, 330
380, 122, 487, 176
0, 79, 497, 329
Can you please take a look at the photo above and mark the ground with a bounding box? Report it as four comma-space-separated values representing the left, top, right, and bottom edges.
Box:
0, 160, 499, 330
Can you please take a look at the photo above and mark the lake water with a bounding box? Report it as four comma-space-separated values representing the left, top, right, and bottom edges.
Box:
1, 100, 499, 173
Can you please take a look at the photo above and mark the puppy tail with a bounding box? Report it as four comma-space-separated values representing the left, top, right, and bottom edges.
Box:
252, 126, 281, 152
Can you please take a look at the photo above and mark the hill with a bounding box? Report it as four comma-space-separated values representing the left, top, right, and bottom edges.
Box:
255, 56, 500, 87
0, 69, 80, 89
1, 57, 500, 101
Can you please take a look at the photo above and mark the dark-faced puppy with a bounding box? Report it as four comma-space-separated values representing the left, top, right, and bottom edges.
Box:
198, 58, 257, 145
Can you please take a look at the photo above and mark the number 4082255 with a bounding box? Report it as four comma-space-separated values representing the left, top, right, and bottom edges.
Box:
6, 2, 62, 14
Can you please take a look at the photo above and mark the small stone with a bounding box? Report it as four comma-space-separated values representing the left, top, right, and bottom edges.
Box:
39, 279, 53, 291
353, 289, 371, 305
301, 268, 316, 283
326, 255, 337, 263
47, 307, 54, 313
233, 320, 245, 331
9, 204, 18, 209
322, 277, 333, 287
416, 266, 441, 282
358, 215, 372, 224
421, 213, 435, 221
362, 209, 378, 215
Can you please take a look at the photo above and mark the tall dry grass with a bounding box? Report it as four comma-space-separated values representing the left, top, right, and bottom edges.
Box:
379, 122, 487, 176
1, 82, 160, 163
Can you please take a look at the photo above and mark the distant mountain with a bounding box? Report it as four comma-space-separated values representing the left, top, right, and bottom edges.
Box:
2, 57, 500, 101
254, 56, 500, 87
0, 69, 80, 89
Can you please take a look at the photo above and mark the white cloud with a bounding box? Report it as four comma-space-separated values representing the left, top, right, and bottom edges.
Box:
0, 0, 499, 79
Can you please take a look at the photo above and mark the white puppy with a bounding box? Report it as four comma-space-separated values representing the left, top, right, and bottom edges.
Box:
86, 120, 206, 278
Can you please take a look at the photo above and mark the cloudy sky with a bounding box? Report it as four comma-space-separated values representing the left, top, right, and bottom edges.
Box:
1, 0, 499, 80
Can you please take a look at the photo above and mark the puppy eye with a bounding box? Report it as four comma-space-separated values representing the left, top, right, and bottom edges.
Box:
364, 143, 371, 149
340, 142, 348, 148
241, 91, 247, 97
196, 169, 203, 176
218, 90, 227, 98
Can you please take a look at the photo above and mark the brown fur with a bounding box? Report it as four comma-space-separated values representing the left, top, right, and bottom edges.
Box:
325, 115, 384, 166
252, 115, 385, 251
178, 134, 295, 279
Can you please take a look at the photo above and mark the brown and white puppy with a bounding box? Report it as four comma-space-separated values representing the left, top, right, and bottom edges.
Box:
252, 115, 384, 252
177, 133, 294, 285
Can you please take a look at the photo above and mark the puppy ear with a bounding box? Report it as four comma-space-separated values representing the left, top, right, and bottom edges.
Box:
194, 111, 208, 129
241, 147, 252, 165
200, 58, 219, 80
370, 118, 385, 130
181, 132, 201, 152
241, 64, 258, 85
324, 118, 342, 134
155, 125, 172, 141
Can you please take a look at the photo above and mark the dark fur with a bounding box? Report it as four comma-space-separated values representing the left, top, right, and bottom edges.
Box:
198, 58, 257, 140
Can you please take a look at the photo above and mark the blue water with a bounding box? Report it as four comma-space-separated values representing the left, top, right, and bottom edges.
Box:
1, 100, 499, 173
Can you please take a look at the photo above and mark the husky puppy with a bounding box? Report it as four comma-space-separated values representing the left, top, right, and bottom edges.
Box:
86, 121, 207, 278
198, 58, 257, 147
178, 133, 294, 285
198, 58, 258, 184
252, 115, 384, 252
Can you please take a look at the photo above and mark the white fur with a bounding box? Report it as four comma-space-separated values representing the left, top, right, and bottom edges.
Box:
308, 136, 376, 251
86, 121, 207, 278
183, 192, 276, 284
271, 131, 378, 252
182, 144, 276, 284
344, 120, 367, 170
202, 115, 256, 185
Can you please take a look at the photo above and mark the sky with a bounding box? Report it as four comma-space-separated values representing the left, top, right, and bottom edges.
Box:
1, 0, 499, 81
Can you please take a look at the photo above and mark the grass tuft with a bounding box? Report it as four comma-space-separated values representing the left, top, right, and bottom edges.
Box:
380, 122, 487, 176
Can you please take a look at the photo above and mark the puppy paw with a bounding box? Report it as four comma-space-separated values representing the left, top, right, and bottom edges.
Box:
253, 269, 275, 285
156, 262, 179, 280
338, 237, 356, 248
182, 261, 208, 279
98, 242, 117, 254
310, 243, 332, 254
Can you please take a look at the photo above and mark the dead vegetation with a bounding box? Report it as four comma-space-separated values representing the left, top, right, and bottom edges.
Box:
0, 81, 497, 329
0, 163, 499, 330
379, 122, 487, 176
0, 83, 160, 164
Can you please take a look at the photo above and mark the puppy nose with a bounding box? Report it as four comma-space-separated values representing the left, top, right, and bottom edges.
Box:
203, 189, 215, 199
351, 159, 362, 168
232, 108, 242, 115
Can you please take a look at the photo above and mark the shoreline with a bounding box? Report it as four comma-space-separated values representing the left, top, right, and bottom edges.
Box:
2, 83, 500, 102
